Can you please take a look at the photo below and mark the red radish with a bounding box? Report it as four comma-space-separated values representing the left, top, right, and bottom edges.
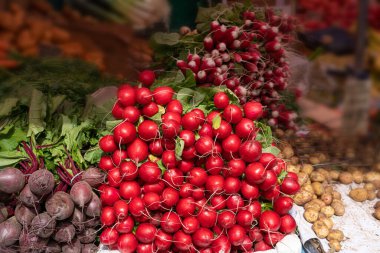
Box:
244, 201, 262, 219
99, 135, 117, 153
210, 195, 227, 210
199, 123, 213, 138
240, 236, 253, 251
248, 227, 263, 242
195, 136, 213, 155
214, 92, 230, 109
127, 138, 148, 162
279, 214, 296, 234
222, 134, 241, 153
182, 216, 200, 234
213, 120, 232, 139
265, 41, 281, 52
223, 104, 243, 124
136, 223, 157, 243
162, 112, 181, 124
123, 106, 140, 123
259, 170, 277, 191
142, 102, 159, 117
100, 186, 120, 206
226, 194, 245, 212
161, 187, 179, 208
241, 181, 259, 200
108, 168, 122, 187
153, 86, 173, 105
139, 70, 155, 87
193, 228, 214, 248
118, 85, 136, 107
139, 161, 161, 184
197, 208, 217, 228
166, 99, 183, 114
263, 232, 284, 246
155, 230, 172, 250
117, 233, 138, 253
173, 230, 193, 251
224, 177, 241, 194
243, 102, 263, 120
100, 228, 119, 245
162, 150, 177, 169
179, 183, 194, 198
113, 122, 136, 144
281, 175, 300, 195
149, 139, 164, 156
259, 210, 281, 232
143, 192, 160, 210
176, 60, 188, 72
120, 181, 141, 200
135, 87, 152, 105
176, 197, 196, 217
128, 197, 144, 217
227, 225, 246, 246
179, 130, 196, 147
191, 109, 205, 122
235, 118, 255, 139
206, 111, 220, 124
182, 112, 201, 131
113, 200, 129, 220
99, 156, 114, 171
262, 184, 281, 201
162, 120, 181, 138
217, 210, 236, 229
136, 244, 155, 253
116, 216, 134, 233
112, 101, 124, 119
138, 120, 158, 141
226, 159, 245, 177
182, 146, 197, 160
120, 161, 138, 181
245, 162, 265, 184
239, 140, 262, 162
161, 212, 181, 233
255, 241, 272, 251
205, 156, 224, 175
192, 187, 205, 200
211, 235, 231, 253
111, 150, 127, 166
101, 206, 116, 226
259, 153, 277, 169
188, 168, 208, 187
142, 181, 165, 195
204, 37, 214, 51
236, 210, 254, 227
273, 196, 293, 215
205, 175, 224, 194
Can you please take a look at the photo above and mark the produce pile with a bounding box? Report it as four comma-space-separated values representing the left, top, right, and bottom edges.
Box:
152, 3, 299, 129
97, 71, 301, 252
0, 166, 105, 252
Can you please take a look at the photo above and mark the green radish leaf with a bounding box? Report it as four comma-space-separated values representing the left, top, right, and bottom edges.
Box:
106, 120, 123, 131
175, 138, 185, 160
0, 150, 28, 168
177, 88, 205, 113
262, 146, 281, 156
261, 202, 273, 211
149, 154, 159, 163
0, 126, 26, 151
152, 32, 180, 46
255, 122, 273, 148
277, 170, 288, 183
84, 147, 103, 164
212, 115, 222, 129
157, 159, 166, 174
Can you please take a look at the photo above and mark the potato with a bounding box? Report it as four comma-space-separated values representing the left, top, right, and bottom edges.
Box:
324, 186, 333, 193
349, 188, 368, 202
364, 171, 380, 183
309, 156, 320, 165
303, 184, 314, 194
310, 172, 325, 182
316, 168, 329, 178
377, 190, 380, 199
311, 182, 324, 196
374, 201, 380, 209
329, 240, 342, 252
321, 193, 333, 205
320, 206, 334, 218
329, 170, 340, 181
287, 164, 300, 174
312, 220, 329, 239
294, 189, 314, 206
319, 217, 333, 230
374, 208, 380, 220
331, 201, 345, 216
367, 190, 376, 201
290, 156, 299, 166
332, 191, 342, 200
304, 209, 319, 223
275, 129, 285, 138
301, 164, 314, 175
352, 170, 364, 184
372, 180, 380, 189
304, 202, 321, 212
339, 172, 353, 184
317, 153, 327, 163
364, 183, 375, 191
297, 172, 308, 186
282, 146, 294, 159
327, 229, 344, 242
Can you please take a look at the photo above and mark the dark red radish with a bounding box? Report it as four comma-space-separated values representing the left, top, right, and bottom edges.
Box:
179, 130, 196, 147
99, 156, 114, 171
235, 118, 255, 139
160, 212, 181, 233
139, 70, 155, 87
210, 195, 227, 210
113, 200, 129, 220
112, 150, 127, 166
113, 122, 136, 144
249, 227, 263, 242
162, 111, 181, 124
173, 230, 193, 251
205, 175, 224, 194
241, 181, 259, 200
255, 240, 272, 251
239, 140, 262, 163
240, 236, 253, 251
227, 225, 246, 246
259, 170, 277, 191
153, 86, 174, 105
188, 167, 208, 187
138, 120, 158, 141
142, 101, 159, 117
262, 184, 281, 201
179, 183, 194, 198
163, 168, 184, 188
99, 135, 117, 153
128, 197, 145, 217
162, 150, 177, 169
182, 112, 201, 131
161, 187, 179, 208
101, 206, 116, 226
236, 210, 254, 227
112, 101, 124, 119
279, 214, 296, 234
123, 106, 140, 123
100, 186, 120, 206
193, 228, 214, 248
199, 123, 213, 138
204, 36, 214, 51
192, 187, 205, 200
226, 194, 245, 212
226, 159, 245, 177
166, 99, 183, 114
223, 104, 243, 124
213, 120, 233, 139
205, 156, 224, 175
195, 136, 213, 155
136, 243, 155, 253
245, 162, 266, 184
149, 139, 164, 156
155, 230, 173, 250
259, 153, 277, 169
117, 233, 137, 253
143, 192, 160, 210
182, 216, 200, 234
135, 87, 152, 105
176, 197, 196, 217
263, 231, 284, 246
281, 175, 300, 195
139, 161, 161, 184
224, 177, 242, 194
243, 102, 263, 120
214, 92, 230, 109
211, 235, 231, 253
244, 201, 262, 219
222, 134, 241, 153
273, 196, 293, 215
162, 119, 181, 139
127, 138, 148, 162
120, 161, 138, 181
217, 210, 236, 229
197, 208, 217, 228
118, 85, 136, 107
136, 223, 157, 243
259, 210, 281, 232
120, 181, 141, 200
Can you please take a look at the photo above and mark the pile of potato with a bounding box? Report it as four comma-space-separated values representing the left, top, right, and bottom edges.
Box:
0, 1, 104, 69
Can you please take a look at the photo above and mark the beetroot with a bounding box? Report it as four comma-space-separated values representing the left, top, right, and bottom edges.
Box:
0, 217, 22, 247
28, 169, 55, 196
53, 222, 76, 243
0, 167, 25, 194
46, 241, 62, 253
31, 212, 56, 238
19, 184, 39, 207
85, 192, 101, 217
78, 228, 96, 243
70, 181, 93, 208
14, 204, 37, 226
45, 191, 74, 220
71, 208, 86, 233
81, 167, 105, 187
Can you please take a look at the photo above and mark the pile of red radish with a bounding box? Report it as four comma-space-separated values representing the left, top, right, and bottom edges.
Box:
98, 74, 300, 252
176, 9, 297, 129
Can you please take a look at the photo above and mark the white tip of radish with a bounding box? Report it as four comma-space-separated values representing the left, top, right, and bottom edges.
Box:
211, 49, 220, 57
244, 20, 253, 26
221, 53, 230, 63
188, 60, 197, 68
268, 118, 277, 126
218, 42, 227, 52
272, 111, 279, 118
232, 40, 241, 49
220, 25, 227, 32
197, 70, 206, 79
221, 65, 228, 73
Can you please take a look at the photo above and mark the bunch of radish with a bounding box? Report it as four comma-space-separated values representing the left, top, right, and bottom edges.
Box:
98, 77, 300, 252
175, 9, 297, 129
0, 166, 105, 253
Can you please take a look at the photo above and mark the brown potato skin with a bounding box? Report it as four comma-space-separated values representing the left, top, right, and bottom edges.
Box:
349, 188, 368, 202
